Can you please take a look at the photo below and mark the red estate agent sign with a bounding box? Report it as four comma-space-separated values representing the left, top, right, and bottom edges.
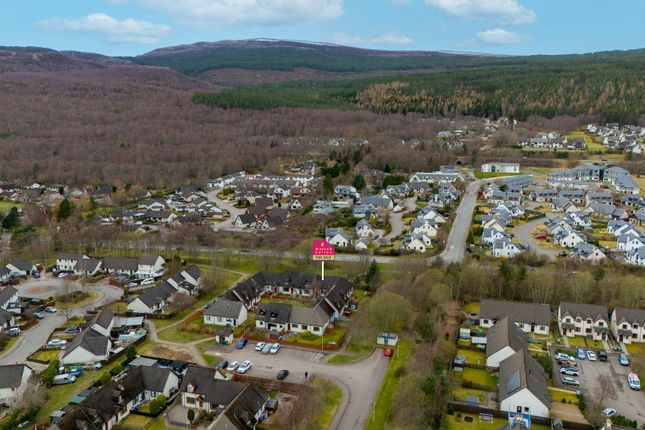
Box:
312, 240, 336, 261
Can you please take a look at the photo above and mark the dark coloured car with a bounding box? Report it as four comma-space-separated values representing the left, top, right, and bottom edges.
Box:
33, 312, 44, 319
64, 326, 80, 335
277, 369, 289, 380
598, 351, 608, 362
236, 338, 248, 349
216, 360, 229, 370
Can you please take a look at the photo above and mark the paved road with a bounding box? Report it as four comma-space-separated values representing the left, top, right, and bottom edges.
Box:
384, 197, 417, 242
206, 188, 244, 231
0, 277, 122, 366
440, 180, 481, 263
515, 213, 559, 260
217, 346, 388, 430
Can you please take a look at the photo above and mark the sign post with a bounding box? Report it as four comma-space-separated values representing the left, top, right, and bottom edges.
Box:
311, 240, 335, 280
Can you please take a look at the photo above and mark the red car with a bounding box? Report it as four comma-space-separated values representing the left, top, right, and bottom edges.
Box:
384, 348, 393, 357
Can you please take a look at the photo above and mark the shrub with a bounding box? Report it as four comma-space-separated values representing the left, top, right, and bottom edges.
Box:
148, 395, 167, 415
110, 363, 123, 376
99, 372, 111, 386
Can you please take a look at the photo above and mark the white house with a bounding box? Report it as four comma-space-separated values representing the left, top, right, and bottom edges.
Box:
571, 242, 606, 263
618, 235, 645, 252
167, 265, 203, 296
486, 318, 528, 368
127, 281, 177, 314
136, 254, 165, 279
482, 228, 509, 246
558, 302, 609, 341
354, 238, 369, 251
61, 328, 112, 365
480, 299, 551, 336
611, 307, 645, 344
499, 349, 550, 418
481, 162, 520, 174
325, 228, 352, 248
410, 219, 438, 238
203, 299, 247, 327
6, 258, 36, 276
402, 233, 432, 253
355, 219, 375, 239
554, 230, 586, 248
626, 247, 645, 266
492, 239, 521, 258
0, 364, 34, 406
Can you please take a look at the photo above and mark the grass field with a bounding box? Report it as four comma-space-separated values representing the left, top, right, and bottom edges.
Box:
121, 414, 154, 428
626, 342, 645, 355
564, 336, 588, 348
0, 201, 23, 215
473, 171, 521, 180
456, 348, 486, 365
565, 132, 606, 152
327, 353, 365, 364
450, 387, 489, 403
195, 339, 220, 366
549, 387, 579, 404
310, 378, 343, 430
29, 348, 61, 362
462, 368, 498, 390
365, 339, 411, 430
462, 302, 480, 315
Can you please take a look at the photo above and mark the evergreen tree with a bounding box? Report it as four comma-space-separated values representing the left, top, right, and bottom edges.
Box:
353, 174, 366, 190
57, 199, 74, 221
2, 207, 19, 230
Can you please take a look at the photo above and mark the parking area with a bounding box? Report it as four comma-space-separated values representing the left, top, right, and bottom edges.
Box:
575, 353, 645, 424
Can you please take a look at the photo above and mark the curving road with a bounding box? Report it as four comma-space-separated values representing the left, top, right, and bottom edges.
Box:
206, 188, 245, 231
0, 277, 123, 366
515, 212, 559, 260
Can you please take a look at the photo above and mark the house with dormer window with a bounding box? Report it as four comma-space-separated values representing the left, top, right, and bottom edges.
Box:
558, 302, 608, 340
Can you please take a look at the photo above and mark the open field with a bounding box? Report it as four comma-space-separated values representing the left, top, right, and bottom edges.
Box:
456, 348, 486, 365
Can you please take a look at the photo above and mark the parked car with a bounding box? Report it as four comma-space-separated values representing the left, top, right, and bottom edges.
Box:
7, 327, 20, 337
215, 360, 229, 370
269, 343, 281, 354
619, 353, 629, 366
587, 351, 597, 361
555, 352, 570, 361
560, 367, 579, 376
226, 361, 239, 371
561, 376, 580, 387
66, 367, 84, 377
261, 343, 272, 354
255, 342, 266, 351
277, 369, 289, 380
141, 278, 155, 286
32, 272, 41, 279
602, 408, 617, 418
236, 338, 248, 349
33, 312, 44, 319
57, 272, 68, 278
238, 361, 252, 374
576, 348, 586, 360
598, 351, 608, 362
127, 281, 139, 288
64, 326, 80, 335
52, 374, 76, 385
628, 373, 641, 391
82, 362, 102, 370
48, 339, 67, 348
384, 348, 393, 357
45, 306, 57, 313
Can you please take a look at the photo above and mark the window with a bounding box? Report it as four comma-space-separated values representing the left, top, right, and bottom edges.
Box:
585, 328, 592, 334
598, 321, 604, 327
313, 327, 320, 332
482, 319, 489, 325
633, 324, 640, 329
624, 324, 630, 329
586, 319, 592, 324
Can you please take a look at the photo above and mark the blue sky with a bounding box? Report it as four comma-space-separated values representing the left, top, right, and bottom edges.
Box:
2, 0, 644, 56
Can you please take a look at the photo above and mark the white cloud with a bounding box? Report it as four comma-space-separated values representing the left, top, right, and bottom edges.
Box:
127, 0, 343, 26
475, 28, 530, 44
425, 0, 536, 24
38, 13, 171, 44
333, 31, 414, 46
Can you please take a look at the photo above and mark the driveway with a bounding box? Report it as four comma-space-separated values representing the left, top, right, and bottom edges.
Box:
574, 354, 645, 425
217, 346, 389, 430
0, 277, 122, 366
384, 197, 417, 242
515, 213, 559, 260
206, 188, 244, 231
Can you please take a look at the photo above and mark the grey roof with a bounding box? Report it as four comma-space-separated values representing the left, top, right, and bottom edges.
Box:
0, 308, 13, 326
559, 302, 608, 321
137, 281, 176, 308
499, 349, 550, 408
486, 317, 528, 358
289, 305, 331, 327
256, 302, 291, 324
613, 307, 645, 326
0, 364, 31, 389
62, 328, 109, 358
224, 384, 269, 429
138, 253, 162, 265
57, 252, 83, 261
140, 365, 175, 393
0, 286, 17, 306
183, 265, 201, 281
480, 299, 551, 326
8, 257, 35, 271
180, 365, 247, 405
75, 258, 101, 273
204, 299, 244, 319
90, 308, 114, 330
237, 213, 256, 225
102, 256, 138, 272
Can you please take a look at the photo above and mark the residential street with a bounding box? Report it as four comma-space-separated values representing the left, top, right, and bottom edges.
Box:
439, 180, 481, 263
515, 213, 559, 260
216, 346, 389, 430
384, 196, 417, 242
206, 188, 244, 231
0, 278, 122, 366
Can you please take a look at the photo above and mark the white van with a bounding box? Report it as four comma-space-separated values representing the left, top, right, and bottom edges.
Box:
52, 374, 77, 385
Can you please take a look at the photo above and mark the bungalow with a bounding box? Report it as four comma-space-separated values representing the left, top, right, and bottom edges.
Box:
529, 189, 558, 202
354, 238, 370, 251
410, 219, 438, 238
498, 349, 550, 418
180, 365, 268, 427
61, 327, 112, 365
551, 197, 576, 213
0, 365, 34, 406
287, 304, 333, 335
571, 242, 606, 263
486, 317, 528, 368
355, 219, 375, 239
127, 281, 177, 314
235, 213, 257, 228
325, 228, 352, 248
492, 239, 521, 258
401, 233, 432, 253
6, 258, 36, 276
203, 299, 247, 327
360, 195, 393, 210
480, 299, 551, 336
255, 302, 291, 333
611, 307, 645, 344
558, 302, 609, 340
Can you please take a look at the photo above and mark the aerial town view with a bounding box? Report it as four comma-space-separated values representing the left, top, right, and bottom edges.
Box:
0, 1, 645, 430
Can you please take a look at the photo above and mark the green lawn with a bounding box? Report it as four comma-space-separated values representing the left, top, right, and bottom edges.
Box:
286, 325, 345, 346
157, 326, 213, 343
565, 336, 588, 348
327, 353, 365, 364
195, 340, 220, 366
549, 388, 579, 404
450, 387, 489, 403
0, 201, 24, 215
462, 302, 480, 315
121, 414, 154, 428
462, 368, 498, 391
625, 342, 645, 355
473, 171, 522, 180
456, 348, 486, 365
585, 338, 605, 349
310, 378, 343, 430
365, 339, 411, 430
148, 418, 178, 430
565, 132, 605, 152
445, 413, 550, 430
29, 349, 61, 363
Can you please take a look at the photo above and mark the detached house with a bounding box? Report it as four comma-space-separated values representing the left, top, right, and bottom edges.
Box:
6, 258, 36, 277
0, 364, 34, 406
203, 299, 247, 327
492, 239, 521, 258
498, 349, 550, 418
61, 327, 112, 365
355, 219, 375, 239
410, 219, 438, 238
611, 307, 645, 344
480, 299, 551, 336
626, 247, 645, 266
166, 265, 203, 296
558, 302, 609, 340
401, 233, 432, 253
127, 281, 177, 314
325, 228, 352, 248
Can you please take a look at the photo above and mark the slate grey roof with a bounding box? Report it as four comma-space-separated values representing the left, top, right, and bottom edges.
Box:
237, 213, 256, 225
102, 256, 138, 272
0, 286, 17, 307
480, 299, 551, 326
75, 258, 101, 273
8, 257, 34, 271
224, 384, 269, 429
180, 365, 247, 405
56, 252, 82, 261
499, 349, 550, 408
486, 317, 528, 358
204, 299, 244, 319
62, 328, 109, 358
0, 308, 13, 326
0, 364, 31, 389
256, 302, 291, 324
90, 308, 113, 330
183, 265, 201, 281
613, 307, 645, 326
137, 281, 176, 308
138, 253, 161, 266
559, 302, 608, 321
289, 305, 332, 327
